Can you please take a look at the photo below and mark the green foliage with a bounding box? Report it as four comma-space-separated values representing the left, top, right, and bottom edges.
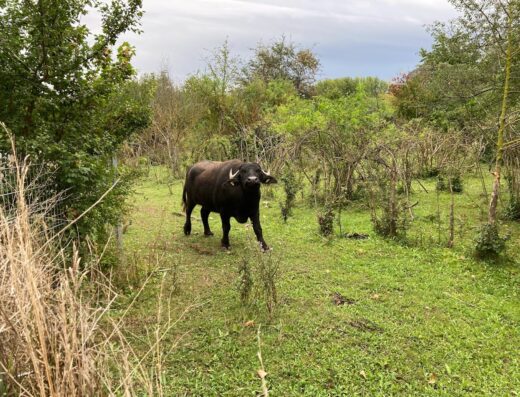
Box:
279, 165, 301, 222
237, 237, 279, 317
317, 205, 335, 236
237, 256, 253, 304
504, 170, 520, 221
316, 76, 388, 100
436, 174, 463, 193
0, 0, 150, 248
504, 199, 520, 221
372, 205, 407, 240
474, 223, 507, 258
243, 37, 320, 97
370, 173, 409, 240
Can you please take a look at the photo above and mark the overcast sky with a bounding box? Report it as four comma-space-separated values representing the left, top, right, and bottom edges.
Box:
116, 0, 459, 82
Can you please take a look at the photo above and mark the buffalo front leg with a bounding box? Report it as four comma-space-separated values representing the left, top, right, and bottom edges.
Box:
201, 207, 213, 236
220, 214, 231, 249
183, 201, 195, 235
251, 212, 269, 251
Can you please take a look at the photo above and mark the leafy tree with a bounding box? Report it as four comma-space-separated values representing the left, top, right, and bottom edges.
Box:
271, 83, 392, 202
243, 38, 320, 98
0, 0, 150, 245
390, 0, 520, 253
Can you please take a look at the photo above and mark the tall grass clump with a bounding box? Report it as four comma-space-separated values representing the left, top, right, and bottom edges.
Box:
237, 230, 280, 318
0, 158, 110, 395
0, 143, 180, 396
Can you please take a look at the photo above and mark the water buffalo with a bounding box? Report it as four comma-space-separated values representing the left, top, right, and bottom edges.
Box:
182, 160, 277, 251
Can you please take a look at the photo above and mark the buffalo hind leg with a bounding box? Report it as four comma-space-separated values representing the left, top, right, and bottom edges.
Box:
201, 207, 213, 236
220, 214, 231, 249
183, 201, 195, 235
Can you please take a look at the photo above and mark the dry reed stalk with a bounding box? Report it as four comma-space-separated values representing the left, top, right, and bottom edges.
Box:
0, 126, 187, 396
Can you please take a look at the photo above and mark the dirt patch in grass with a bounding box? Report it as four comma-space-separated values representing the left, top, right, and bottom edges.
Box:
348, 318, 384, 333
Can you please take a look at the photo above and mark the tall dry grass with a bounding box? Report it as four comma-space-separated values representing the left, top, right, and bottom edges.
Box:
0, 134, 183, 396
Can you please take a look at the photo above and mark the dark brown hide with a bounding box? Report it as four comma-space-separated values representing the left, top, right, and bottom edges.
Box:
182, 160, 277, 250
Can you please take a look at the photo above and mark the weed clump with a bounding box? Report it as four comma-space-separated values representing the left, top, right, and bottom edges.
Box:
279, 166, 300, 222
474, 223, 507, 258
317, 206, 335, 236
372, 204, 408, 239
0, 154, 179, 396
237, 236, 279, 317
504, 198, 520, 221
436, 174, 463, 193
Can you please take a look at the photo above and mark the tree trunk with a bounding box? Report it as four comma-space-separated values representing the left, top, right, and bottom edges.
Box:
488, 5, 512, 225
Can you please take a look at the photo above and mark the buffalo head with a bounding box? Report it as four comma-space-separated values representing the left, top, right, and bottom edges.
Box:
227, 162, 277, 189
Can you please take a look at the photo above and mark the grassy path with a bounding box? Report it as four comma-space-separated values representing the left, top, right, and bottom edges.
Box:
122, 170, 520, 396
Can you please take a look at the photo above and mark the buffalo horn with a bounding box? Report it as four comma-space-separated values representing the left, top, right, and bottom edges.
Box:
229, 168, 239, 179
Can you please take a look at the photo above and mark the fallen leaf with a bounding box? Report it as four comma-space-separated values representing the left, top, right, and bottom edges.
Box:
428, 372, 438, 385
257, 369, 267, 379
359, 370, 367, 379
244, 320, 255, 327
371, 293, 380, 300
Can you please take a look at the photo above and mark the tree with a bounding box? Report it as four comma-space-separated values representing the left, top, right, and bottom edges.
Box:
0, 0, 150, 244
243, 38, 320, 98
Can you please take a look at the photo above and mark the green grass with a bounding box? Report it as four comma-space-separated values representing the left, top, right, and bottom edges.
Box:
120, 168, 520, 396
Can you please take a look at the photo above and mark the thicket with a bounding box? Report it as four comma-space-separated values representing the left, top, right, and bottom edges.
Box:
0, 0, 152, 249
0, 153, 179, 396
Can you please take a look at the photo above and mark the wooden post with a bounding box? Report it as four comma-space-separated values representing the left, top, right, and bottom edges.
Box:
112, 155, 124, 257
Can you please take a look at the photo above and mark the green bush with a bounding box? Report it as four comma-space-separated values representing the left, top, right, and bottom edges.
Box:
422, 167, 440, 178
474, 223, 507, 258
317, 206, 335, 236
504, 198, 520, 221
279, 167, 300, 222
436, 174, 463, 193
0, 1, 151, 253
372, 207, 408, 240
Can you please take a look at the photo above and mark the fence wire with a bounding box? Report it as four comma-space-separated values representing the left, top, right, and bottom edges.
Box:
0, 155, 66, 233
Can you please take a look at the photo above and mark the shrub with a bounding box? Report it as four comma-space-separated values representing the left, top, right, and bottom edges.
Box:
0, 2, 152, 251
372, 204, 408, 239
474, 223, 507, 258
504, 198, 520, 221
317, 206, 335, 236
279, 166, 300, 222
436, 174, 463, 193
422, 167, 440, 178
368, 175, 409, 240
237, 235, 279, 317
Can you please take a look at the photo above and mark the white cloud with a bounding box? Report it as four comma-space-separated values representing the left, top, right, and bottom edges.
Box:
113, 0, 459, 82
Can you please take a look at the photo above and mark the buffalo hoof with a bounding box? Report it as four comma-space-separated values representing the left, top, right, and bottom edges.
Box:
260, 243, 270, 252
204, 231, 214, 237
221, 241, 230, 250
183, 225, 191, 236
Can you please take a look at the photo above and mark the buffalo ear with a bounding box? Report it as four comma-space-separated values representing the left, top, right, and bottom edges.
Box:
262, 175, 277, 184
224, 178, 239, 187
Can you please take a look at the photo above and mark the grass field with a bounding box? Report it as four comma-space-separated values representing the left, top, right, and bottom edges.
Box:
120, 168, 520, 396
